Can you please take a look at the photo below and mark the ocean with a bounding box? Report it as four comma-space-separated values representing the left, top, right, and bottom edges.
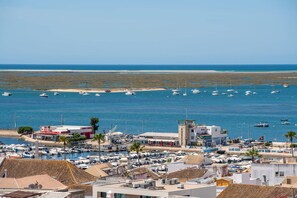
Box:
0, 64, 297, 72
0, 84, 297, 142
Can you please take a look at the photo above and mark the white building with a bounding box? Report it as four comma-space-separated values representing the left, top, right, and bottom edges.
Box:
251, 163, 297, 186
136, 132, 179, 147
92, 179, 216, 198
232, 172, 261, 185
179, 120, 227, 147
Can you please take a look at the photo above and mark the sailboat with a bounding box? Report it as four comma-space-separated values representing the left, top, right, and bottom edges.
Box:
183, 81, 187, 96
212, 84, 219, 96
192, 89, 201, 94
270, 85, 280, 94
227, 80, 235, 92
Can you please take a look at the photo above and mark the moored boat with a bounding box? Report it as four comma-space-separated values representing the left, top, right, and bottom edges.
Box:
2, 92, 12, 96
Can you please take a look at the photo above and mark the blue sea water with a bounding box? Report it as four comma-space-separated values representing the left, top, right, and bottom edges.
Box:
1, 85, 297, 142
0, 64, 297, 72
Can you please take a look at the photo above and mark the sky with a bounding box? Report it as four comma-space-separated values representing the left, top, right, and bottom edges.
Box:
0, 0, 297, 65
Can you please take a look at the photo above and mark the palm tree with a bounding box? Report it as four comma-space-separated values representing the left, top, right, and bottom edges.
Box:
285, 131, 297, 157
90, 117, 99, 135
92, 133, 105, 163
59, 136, 69, 160
130, 142, 145, 167
245, 147, 261, 163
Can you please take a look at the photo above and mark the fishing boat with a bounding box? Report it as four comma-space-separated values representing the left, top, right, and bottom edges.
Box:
192, 89, 201, 94
95, 93, 100, 97
39, 93, 48, 98
254, 122, 269, 127
2, 92, 12, 96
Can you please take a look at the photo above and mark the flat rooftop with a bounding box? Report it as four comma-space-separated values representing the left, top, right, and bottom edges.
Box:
96, 179, 212, 192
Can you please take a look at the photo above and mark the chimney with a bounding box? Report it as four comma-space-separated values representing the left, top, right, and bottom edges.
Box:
4, 169, 7, 178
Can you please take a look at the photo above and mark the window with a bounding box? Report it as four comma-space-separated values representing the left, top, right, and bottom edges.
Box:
280, 171, 284, 177
275, 172, 279, 177
287, 179, 292, 184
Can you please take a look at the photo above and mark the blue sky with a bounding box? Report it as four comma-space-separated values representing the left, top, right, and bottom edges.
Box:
0, 0, 297, 64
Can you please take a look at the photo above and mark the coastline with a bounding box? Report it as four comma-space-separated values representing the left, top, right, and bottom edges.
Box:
0, 130, 21, 138
0, 69, 297, 74
47, 87, 166, 93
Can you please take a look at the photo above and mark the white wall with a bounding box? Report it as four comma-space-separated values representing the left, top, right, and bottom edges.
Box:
251, 163, 297, 186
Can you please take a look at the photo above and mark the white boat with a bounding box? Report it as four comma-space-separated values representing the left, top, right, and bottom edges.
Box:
95, 93, 100, 97
22, 152, 34, 158
172, 91, 180, 95
245, 91, 252, 96
227, 94, 234, 97
2, 92, 12, 96
125, 90, 135, 95
221, 92, 227, 95
212, 91, 219, 96
183, 93, 187, 96
53, 92, 59, 96
227, 89, 234, 92
39, 93, 48, 97
283, 83, 289, 88
183, 81, 188, 96
172, 88, 180, 92
271, 90, 280, 94
192, 89, 201, 94
82, 92, 90, 96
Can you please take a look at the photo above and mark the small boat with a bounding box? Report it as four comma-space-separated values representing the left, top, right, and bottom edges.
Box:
22, 152, 34, 158
39, 93, 48, 98
212, 91, 219, 96
105, 89, 111, 93
254, 122, 269, 127
183, 81, 188, 96
192, 89, 201, 94
82, 92, 90, 96
283, 83, 289, 88
125, 90, 135, 95
245, 91, 252, 96
172, 88, 180, 92
281, 119, 291, 125
221, 92, 227, 95
172, 91, 180, 96
271, 90, 280, 94
95, 93, 100, 97
2, 92, 12, 96
53, 92, 59, 96
227, 94, 234, 97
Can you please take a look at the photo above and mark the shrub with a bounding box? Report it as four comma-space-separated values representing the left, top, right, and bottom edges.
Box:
290, 143, 297, 148
17, 126, 33, 134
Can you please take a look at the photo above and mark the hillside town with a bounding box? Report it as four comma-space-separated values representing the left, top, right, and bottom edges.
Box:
1, 118, 297, 198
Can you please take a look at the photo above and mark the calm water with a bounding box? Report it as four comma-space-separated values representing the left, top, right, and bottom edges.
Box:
1, 64, 297, 72
1, 85, 297, 142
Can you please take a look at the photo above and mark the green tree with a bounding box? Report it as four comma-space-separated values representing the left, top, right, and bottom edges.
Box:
130, 142, 145, 167
285, 131, 297, 157
17, 126, 33, 134
59, 136, 69, 160
92, 133, 105, 163
90, 117, 99, 135
245, 147, 261, 163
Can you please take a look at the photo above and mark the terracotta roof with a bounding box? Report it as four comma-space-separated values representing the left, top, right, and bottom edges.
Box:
85, 165, 108, 178
179, 155, 204, 165
1, 191, 42, 198
128, 167, 160, 180
0, 174, 66, 190
165, 167, 207, 182
218, 184, 297, 198
0, 159, 96, 186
